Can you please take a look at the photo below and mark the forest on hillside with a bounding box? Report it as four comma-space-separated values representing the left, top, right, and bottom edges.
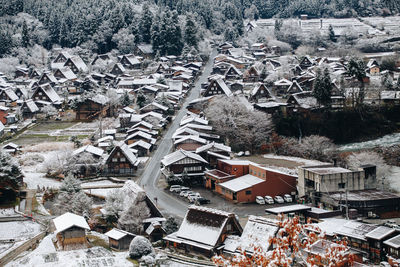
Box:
0, 0, 399, 58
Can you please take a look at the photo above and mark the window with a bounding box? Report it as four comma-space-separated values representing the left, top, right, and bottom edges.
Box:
226, 224, 232, 231
112, 158, 117, 162
263, 173, 265, 178
338, 183, 346, 189
245, 190, 251, 195
117, 152, 121, 156
120, 157, 126, 162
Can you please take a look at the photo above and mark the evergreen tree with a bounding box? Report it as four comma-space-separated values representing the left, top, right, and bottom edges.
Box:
0, 150, 23, 202
22, 20, 30, 47
184, 14, 198, 48
348, 58, 367, 106
274, 19, 282, 37
313, 68, 332, 107
139, 4, 153, 43
164, 216, 179, 234
121, 91, 132, 106
328, 24, 336, 42
169, 11, 184, 55
151, 14, 162, 53
0, 29, 12, 56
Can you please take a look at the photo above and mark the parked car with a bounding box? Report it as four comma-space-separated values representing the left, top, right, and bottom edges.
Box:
256, 196, 265, 205
264, 195, 274, 204
180, 190, 192, 197
169, 185, 181, 193
283, 194, 293, 203
188, 193, 201, 203
195, 197, 210, 205
274, 196, 284, 204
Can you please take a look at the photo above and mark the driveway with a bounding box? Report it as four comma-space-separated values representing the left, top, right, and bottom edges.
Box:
138, 49, 218, 219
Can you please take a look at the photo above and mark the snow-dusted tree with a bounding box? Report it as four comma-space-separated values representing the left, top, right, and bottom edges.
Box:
0, 57, 19, 76
205, 96, 273, 152
381, 71, 394, 90
129, 236, 154, 259
121, 91, 132, 107
139, 4, 153, 43
184, 13, 198, 48
0, 150, 23, 201
346, 151, 391, 180
213, 215, 353, 266
41, 105, 58, 118
164, 216, 178, 234
112, 28, 136, 54
42, 150, 72, 176
53, 174, 93, 216
298, 135, 336, 162
104, 189, 125, 222
313, 68, 332, 107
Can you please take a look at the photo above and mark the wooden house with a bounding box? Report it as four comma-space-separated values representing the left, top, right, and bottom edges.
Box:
174, 135, 208, 151
52, 212, 90, 251
75, 95, 110, 121
144, 221, 167, 242
119, 55, 141, 69
243, 66, 260, 82
203, 79, 233, 97
15, 67, 29, 78
366, 226, 398, 262
139, 102, 168, 114
299, 56, 314, 70
54, 67, 77, 81
384, 234, 400, 260
104, 143, 139, 176
161, 149, 207, 179
52, 51, 72, 65
125, 130, 156, 146
164, 206, 243, 257
250, 83, 274, 103
2, 142, 20, 154
0, 88, 19, 106
38, 72, 58, 86
71, 145, 104, 177
110, 63, 126, 76
32, 84, 62, 105
105, 228, 136, 251
287, 91, 319, 112
224, 65, 242, 80
286, 80, 303, 95
196, 142, 231, 168
21, 100, 39, 120
63, 56, 88, 74
273, 78, 293, 95
212, 62, 232, 75
14, 87, 28, 100
135, 44, 154, 59
366, 59, 380, 76
128, 140, 152, 156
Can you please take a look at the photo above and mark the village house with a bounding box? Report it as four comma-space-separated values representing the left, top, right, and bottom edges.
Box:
75, 95, 110, 121
53, 67, 77, 81
118, 54, 141, 69
224, 65, 242, 80
104, 143, 139, 176
125, 130, 156, 146
0, 106, 9, 124
31, 84, 62, 106
71, 145, 104, 177
203, 79, 233, 97
3, 142, 20, 154
366, 59, 380, 76
52, 212, 90, 251
15, 67, 29, 78
273, 78, 293, 95
21, 99, 39, 120
250, 83, 274, 103
164, 206, 243, 257
38, 72, 58, 86
384, 234, 400, 260
135, 44, 154, 59
223, 216, 278, 256
243, 65, 261, 82
195, 142, 231, 168
0, 88, 18, 106
144, 219, 167, 242
286, 91, 319, 113
105, 228, 136, 251
128, 140, 152, 156
139, 102, 169, 114
63, 56, 88, 74
110, 63, 126, 76
14, 86, 28, 99
174, 135, 208, 151
161, 149, 208, 180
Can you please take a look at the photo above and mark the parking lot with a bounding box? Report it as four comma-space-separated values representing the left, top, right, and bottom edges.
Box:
166, 185, 298, 219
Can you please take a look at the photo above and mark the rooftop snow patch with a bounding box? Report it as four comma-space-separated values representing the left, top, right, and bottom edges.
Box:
53, 212, 90, 233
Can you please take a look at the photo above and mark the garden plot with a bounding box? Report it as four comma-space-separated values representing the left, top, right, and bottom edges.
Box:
362, 16, 400, 35
6, 235, 131, 267
0, 221, 42, 258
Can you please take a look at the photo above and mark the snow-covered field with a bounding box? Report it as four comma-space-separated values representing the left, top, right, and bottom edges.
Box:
0, 221, 43, 258
23, 172, 61, 190
338, 133, 400, 151
81, 180, 120, 188
6, 234, 131, 267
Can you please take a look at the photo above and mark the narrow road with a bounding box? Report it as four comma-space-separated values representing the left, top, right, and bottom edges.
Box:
139, 49, 217, 218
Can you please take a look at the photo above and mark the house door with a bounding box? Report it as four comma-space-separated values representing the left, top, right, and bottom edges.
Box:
211, 180, 215, 190
233, 192, 237, 201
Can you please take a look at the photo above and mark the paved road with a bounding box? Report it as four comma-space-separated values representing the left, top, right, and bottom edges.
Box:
139, 49, 217, 219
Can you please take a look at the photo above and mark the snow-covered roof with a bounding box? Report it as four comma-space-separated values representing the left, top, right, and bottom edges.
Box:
128, 140, 152, 150
218, 159, 252, 166
0, 121, 4, 132
236, 216, 278, 253
219, 174, 264, 193
274, 78, 292, 86
174, 135, 208, 145
2, 88, 18, 101
384, 234, 400, 249
140, 102, 168, 112
288, 91, 318, 109
161, 149, 207, 166
56, 67, 77, 80
73, 145, 104, 157
180, 116, 208, 126
174, 205, 233, 247
265, 204, 312, 215
24, 99, 39, 113
365, 226, 396, 240
105, 228, 135, 240
214, 79, 233, 97
36, 84, 61, 103
91, 94, 109, 105
65, 56, 88, 72
196, 142, 231, 154
53, 212, 90, 233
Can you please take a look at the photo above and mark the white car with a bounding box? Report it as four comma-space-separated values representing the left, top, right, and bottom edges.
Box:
264, 196, 274, 204
284, 194, 293, 203
180, 190, 192, 197
169, 185, 181, 193
274, 196, 284, 204
256, 196, 265, 205
188, 193, 201, 203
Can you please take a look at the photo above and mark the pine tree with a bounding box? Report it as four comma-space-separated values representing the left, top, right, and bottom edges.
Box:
184, 14, 198, 48
151, 14, 162, 53
169, 11, 184, 55
0, 150, 23, 202
313, 68, 332, 107
328, 24, 336, 42
0, 29, 13, 56
164, 216, 179, 234
140, 4, 153, 43
22, 20, 30, 47
121, 91, 132, 106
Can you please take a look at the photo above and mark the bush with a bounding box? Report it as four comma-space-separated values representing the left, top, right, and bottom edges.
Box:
129, 236, 154, 259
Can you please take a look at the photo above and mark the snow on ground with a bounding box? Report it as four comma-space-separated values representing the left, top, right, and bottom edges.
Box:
0, 208, 17, 217
263, 154, 325, 166
0, 221, 43, 258
387, 166, 400, 193
6, 234, 131, 267
81, 180, 120, 188
23, 172, 61, 190
84, 188, 115, 198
